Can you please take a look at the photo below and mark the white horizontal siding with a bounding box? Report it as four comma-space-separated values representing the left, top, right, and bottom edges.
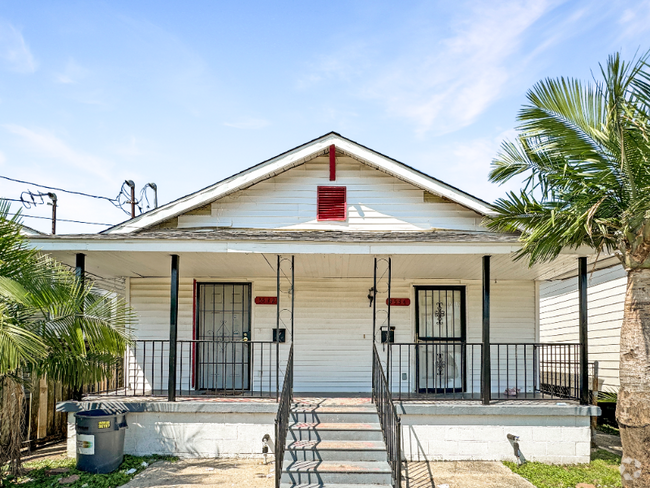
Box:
177, 157, 484, 231
128, 276, 536, 393
539, 265, 626, 388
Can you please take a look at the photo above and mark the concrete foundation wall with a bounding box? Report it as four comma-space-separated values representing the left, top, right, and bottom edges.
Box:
399, 404, 596, 464
63, 401, 598, 464
65, 402, 277, 459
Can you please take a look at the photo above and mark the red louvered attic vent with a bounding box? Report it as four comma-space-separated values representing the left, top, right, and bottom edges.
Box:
317, 186, 346, 221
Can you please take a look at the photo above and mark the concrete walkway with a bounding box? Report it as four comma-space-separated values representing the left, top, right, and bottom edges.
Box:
118, 459, 273, 488
403, 461, 535, 488
117, 458, 534, 488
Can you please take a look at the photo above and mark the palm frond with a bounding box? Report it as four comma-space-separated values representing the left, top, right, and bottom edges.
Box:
488, 52, 650, 266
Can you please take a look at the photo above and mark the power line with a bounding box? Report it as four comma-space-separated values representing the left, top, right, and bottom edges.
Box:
0, 175, 115, 201
0, 174, 155, 217
8, 213, 112, 226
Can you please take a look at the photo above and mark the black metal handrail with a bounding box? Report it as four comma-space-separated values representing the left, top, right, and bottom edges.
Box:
372, 344, 401, 487
275, 344, 293, 488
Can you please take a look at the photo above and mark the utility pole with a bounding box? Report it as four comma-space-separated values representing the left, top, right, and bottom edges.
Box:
47, 193, 57, 235
125, 180, 136, 218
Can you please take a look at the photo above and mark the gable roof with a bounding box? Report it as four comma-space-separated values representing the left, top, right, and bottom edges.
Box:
104, 132, 495, 234
20, 223, 44, 236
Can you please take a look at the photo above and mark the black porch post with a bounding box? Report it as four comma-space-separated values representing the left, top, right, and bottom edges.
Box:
578, 257, 589, 405
481, 255, 491, 405
75, 253, 85, 283
276, 255, 280, 401
73, 253, 85, 401
168, 255, 180, 402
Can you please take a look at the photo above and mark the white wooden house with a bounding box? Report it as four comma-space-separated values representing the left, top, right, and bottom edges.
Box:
33, 133, 599, 472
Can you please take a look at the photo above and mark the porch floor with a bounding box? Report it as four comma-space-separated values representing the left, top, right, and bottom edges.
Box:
78, 391, 580, 406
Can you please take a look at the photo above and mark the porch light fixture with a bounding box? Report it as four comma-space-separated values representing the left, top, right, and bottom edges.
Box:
367, 287, 375, 307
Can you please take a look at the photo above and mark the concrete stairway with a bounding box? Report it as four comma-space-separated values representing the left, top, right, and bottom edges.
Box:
280, 399, 392, 487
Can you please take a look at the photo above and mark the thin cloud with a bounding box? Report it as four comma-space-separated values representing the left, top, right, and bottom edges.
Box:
302, 0, 562, 135
224, 118, 270, 130
619, 1, 650, 39
0, 20, 36, 73
54, 58, 89, 84
418, 129, 523, 203
4, 124, 113, 181
370, 1, 559, 135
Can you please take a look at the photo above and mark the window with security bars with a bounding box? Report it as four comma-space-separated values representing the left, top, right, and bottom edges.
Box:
317, 186, 346, 221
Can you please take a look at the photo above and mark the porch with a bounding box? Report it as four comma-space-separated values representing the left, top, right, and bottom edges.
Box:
31, 231, 601, 404
46, 243, 598, 405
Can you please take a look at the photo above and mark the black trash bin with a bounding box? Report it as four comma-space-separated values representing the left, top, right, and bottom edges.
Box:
74, 409, 128, 474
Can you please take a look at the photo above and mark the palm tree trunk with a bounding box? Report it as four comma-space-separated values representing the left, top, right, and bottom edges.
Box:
617, 267, 650, 487
0, 377, 25, 476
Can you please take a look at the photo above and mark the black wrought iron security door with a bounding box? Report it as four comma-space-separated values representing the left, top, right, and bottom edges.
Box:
196, 283, 251, 390
416, 286, 466, 393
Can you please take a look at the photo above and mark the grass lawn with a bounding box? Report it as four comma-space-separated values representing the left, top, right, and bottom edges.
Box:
504, 449, 622, 488
1, 454, 177, 488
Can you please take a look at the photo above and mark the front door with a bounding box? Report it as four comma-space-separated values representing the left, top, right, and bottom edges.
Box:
416, 286, 466, 393
196, 283, 251, 390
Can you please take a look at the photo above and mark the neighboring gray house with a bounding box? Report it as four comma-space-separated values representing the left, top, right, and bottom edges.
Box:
540, 257, 626, 390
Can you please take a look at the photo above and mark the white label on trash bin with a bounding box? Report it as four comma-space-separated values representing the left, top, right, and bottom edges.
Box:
77, 434, 95, 455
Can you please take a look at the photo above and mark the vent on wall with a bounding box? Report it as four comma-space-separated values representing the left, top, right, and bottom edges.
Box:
317, 186, 347, 221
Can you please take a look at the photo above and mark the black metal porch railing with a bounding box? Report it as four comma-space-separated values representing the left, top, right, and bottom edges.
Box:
387, 341, 483, 400
372, 344, 401, 488
82, 339, 286, 399
274, 344, 293, 488
385, 342, 590, 402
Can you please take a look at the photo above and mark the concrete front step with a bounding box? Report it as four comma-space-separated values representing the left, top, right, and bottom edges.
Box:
288, 423, 384, 441
291, 405, 377, 412
280, 461, 393, 485
281, 484, 391, 488
291, 406, 378, 424
285, 440, 387, 462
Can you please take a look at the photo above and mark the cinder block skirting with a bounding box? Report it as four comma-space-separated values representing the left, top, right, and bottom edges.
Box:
61, 401, 278, 459
60, 401, 599, 464
397, 403, 599, 464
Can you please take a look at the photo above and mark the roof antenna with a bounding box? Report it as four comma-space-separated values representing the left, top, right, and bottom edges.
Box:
125, 180, 136, 218
144, 182, 158, 208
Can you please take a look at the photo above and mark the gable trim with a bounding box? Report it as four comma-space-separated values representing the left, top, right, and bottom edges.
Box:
104, 132, 494, 234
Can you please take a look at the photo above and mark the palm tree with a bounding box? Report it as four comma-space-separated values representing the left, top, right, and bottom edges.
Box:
0, 203, 135, 475
487, 52, 650, 487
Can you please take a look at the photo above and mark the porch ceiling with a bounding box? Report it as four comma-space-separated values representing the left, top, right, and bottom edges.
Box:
42, 250, 598, 282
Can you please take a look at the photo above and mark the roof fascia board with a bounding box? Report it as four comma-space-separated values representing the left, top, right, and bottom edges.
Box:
29, 236, 595, 257
31, 237, 523, 255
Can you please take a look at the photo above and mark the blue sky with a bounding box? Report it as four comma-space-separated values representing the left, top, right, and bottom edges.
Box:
0, 0, 648, 234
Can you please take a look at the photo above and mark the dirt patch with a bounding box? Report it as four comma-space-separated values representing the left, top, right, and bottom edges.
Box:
118, 458, 274, 488
21, 442, 68, 464
403, 461, 535, 488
